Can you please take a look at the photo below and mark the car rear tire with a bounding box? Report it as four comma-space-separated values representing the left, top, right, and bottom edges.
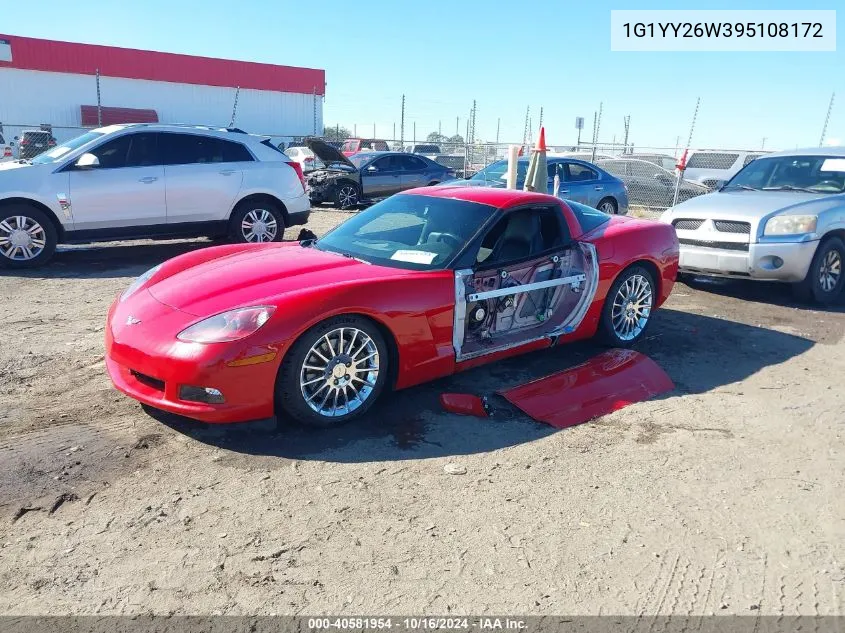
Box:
792, 236, 845, 305
334, 182, 361, 210
229, 201, 285, 243
597, 197, 618, 215
0, 205, 58, 269
597, 265, 656, 347
276, 315, 389, 428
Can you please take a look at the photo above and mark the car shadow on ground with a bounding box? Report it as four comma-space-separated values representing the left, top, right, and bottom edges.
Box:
681, 275, 845, 313
148, 307, 815, 463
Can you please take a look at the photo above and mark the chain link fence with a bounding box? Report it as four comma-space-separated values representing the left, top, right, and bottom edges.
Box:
0, 120, 771, 218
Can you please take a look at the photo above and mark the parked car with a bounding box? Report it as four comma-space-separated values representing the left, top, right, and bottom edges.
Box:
598, 158, 709, 209
661, 147, 845, 303
683, 150, 768, 189
625, 152, 678, 171
403, 144, 441, 156
105, 186, 678, 426
340, 138, 390, 156
17, 129, 57, 160
0, 123, 310, 268
283, 146, 323, 172
449, 157, 629, 215
305, 139, 453, 209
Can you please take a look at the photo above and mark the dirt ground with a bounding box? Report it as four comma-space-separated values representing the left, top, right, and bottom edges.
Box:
0, 209, 843, 616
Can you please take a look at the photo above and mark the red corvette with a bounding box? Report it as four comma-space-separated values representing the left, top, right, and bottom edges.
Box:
105, 187, 679, 427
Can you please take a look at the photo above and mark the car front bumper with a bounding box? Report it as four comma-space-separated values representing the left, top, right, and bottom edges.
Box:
104, 296, 282, 423
678, 239, 818, 282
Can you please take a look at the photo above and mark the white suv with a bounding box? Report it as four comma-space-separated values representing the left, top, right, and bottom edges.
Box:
0, 123, 311, 268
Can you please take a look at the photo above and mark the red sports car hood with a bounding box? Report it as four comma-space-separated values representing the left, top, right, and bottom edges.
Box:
147, 244, 412, 316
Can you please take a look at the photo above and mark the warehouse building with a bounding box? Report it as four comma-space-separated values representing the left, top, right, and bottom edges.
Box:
0, 34, 325, 146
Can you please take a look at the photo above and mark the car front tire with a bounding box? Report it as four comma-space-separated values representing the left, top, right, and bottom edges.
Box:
793, 236, 845, 305
276, 315, 389, 427
597, 265, 656, 347
0, 205, 58, 269
334, 183, 361, 210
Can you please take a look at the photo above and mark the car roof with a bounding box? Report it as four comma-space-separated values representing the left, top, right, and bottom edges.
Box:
90, 123, 260, 141
760, 146, 845, 158
399, 185, 562, 209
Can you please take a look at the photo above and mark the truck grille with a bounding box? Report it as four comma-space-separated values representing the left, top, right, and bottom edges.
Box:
713, 220, 751, 234
672, 219, 704, 230
678, 239, 749, 252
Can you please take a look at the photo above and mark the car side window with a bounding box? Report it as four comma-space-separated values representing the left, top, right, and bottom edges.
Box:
475, 207, 569, 265
125, 133, 160, 167
548, 162, 566, 180
220, 139, 253, 162
401, 155, 428, 171
88, 134, 133, 169
160, 134, 243, 165
565, 163, 598, 182
370, 156, 398, 172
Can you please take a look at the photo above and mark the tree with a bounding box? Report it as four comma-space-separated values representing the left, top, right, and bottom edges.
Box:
323, 124, 352, 141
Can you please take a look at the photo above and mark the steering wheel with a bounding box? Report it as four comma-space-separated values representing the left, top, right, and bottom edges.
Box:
433, 233, 462, 249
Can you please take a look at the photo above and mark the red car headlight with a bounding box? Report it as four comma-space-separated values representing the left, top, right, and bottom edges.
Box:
176, 306, 276, 343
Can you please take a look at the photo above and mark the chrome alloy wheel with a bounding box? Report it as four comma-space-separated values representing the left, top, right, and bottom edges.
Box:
611, 274, 653, 341
0, 215, 47, 261
241, 209, 279, 242
337, 185, 359, 209
299, 327, 380, 418
599, 200, 616, 214
819, 248, 842, 293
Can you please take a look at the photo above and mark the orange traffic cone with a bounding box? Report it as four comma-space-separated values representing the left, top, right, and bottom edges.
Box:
533, 127, 548, 152
517, 146, 524, 157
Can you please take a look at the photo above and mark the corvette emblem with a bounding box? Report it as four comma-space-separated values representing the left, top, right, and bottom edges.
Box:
126, 315, 141, 326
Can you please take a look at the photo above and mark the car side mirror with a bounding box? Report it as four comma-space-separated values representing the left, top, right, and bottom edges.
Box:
366, 165, 378, 172
75, 153, 100, 169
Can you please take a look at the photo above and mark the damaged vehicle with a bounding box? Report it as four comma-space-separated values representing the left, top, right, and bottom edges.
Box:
105, 186, 678, 428
305, 139, 453, 209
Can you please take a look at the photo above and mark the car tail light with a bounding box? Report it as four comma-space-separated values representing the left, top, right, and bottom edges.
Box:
288, 161, 306, 192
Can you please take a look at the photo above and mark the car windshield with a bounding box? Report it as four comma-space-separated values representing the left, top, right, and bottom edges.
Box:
725, 155, 845, 193
469, 160, 529, 185
31, 131, 104, 164
314, 193, 497, 270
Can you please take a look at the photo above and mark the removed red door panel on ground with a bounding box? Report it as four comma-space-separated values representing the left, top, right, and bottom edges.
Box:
439, 393, 490, 417
497, 349, 674, 429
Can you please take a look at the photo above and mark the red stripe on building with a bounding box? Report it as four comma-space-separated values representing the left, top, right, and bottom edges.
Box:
80, 106, 159, 127
0, 34, 325, 95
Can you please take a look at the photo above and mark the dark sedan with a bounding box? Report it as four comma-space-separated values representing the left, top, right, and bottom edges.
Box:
305, 140, 454, 208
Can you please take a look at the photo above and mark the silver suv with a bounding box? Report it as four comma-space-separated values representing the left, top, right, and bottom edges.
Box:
0, 124, 311, 268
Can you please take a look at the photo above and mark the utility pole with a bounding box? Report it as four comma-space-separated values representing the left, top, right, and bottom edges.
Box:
393, 123, 395, 141
538, 106, 543, 130
522, 105, 530, 150
439, 120, 442, 136
820, 92, 835, 146
622, 115, 631, 153
469, 100, 477, 145
400, 94, 405, 146
456, 116, 459, 137
761, 137, 767, 150
495, 118, 500, 146
354, 124, 357, 136
413, 122, 416, 145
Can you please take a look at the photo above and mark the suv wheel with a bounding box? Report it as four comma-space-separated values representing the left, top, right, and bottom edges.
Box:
229, 201, 285, 243
0, 205, 58, 269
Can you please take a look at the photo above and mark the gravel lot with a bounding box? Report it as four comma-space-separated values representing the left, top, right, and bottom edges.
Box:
0, 209, 843, 616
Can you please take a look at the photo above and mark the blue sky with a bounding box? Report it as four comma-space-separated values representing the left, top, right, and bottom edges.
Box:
2, 0, 841, 150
